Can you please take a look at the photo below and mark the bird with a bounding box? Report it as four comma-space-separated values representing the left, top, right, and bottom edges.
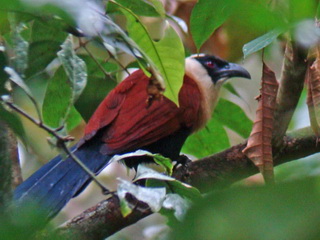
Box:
13, 54, 250, 220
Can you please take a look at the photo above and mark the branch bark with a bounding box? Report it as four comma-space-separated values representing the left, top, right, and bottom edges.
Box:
272, 42, 308, 147
0, 121, 13, 214
57, 129, 319, 240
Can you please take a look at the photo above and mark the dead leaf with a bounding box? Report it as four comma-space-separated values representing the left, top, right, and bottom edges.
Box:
307, 49, 320, 137
242, 63, 279, 184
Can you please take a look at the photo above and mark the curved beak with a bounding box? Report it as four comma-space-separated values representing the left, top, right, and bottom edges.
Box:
217, 63, 251, 80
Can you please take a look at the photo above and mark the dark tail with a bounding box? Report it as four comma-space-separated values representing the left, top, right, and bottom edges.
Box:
13, 141, 112, 220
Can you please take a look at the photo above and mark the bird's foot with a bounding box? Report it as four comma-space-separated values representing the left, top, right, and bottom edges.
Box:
173, 154, 192, 172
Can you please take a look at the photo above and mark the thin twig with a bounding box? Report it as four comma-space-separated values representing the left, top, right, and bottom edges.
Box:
2, 100, 110, 194
106, 49, 131, 75
78, 38, 117, 82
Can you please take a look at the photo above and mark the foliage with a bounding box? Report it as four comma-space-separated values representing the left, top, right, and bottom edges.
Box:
0, 0, 318, 239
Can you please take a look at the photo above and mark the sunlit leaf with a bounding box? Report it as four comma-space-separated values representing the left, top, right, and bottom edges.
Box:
152, 154, 173, 176
122, 9, 185, 105
243, 29, 284, 58
147, 0, 165, 17
182, 118, 230, 158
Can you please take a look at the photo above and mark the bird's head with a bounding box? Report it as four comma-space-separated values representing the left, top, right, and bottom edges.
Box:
185, 54, 251, 88
184, 54, 251, 131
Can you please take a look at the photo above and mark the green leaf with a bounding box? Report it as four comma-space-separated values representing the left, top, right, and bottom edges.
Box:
0, 47, 8, 95
111, 150, 173, 175
182, 118, 230, 158
190, 0, 235, 51
122, 9, 185, 105
289, 0, 317, 23
26, 18, 68, 78
152, 154, 173, 176
0, 0, 25, 34
275, 154, 320, 182
74, 55, 117, 121
171, 178, 320, 240
112, 0, 160, 17
42, 67, 82, 130
0, 102, 25, 142
147, 0, 165, 17
223, 82, 241, 98
75, 76, 116, 122
4, 67, 33, 99
243, 29, 284, 58
57, 35, 87, 102
10, 21, 29, 76
162, 193, 191, 221
214, 98, 252, 138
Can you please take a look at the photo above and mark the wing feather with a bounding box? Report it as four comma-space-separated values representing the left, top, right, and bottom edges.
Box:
83, 70, 202, 155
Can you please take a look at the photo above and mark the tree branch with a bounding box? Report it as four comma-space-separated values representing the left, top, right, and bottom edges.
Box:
272, 42, 308, 147
57, 129, 319, 240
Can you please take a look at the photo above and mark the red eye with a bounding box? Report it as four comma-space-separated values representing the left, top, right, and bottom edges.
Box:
206, 61, 215, 68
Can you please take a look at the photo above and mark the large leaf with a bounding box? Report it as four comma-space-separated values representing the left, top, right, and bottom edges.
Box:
171, 177, 320, 240
190, 0, 236, 51
75, 76, 116, 122
288, 0, 317, 23
123, 9, 185, 105
42, 67, 82, 130
182, 118, 230, 158
26, 18, 68, 78
214, 98, 252, 138
0, 0, 25, 34
74, 55, 117, 121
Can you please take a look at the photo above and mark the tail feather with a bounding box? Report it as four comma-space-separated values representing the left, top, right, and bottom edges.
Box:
13, 142, 112, 219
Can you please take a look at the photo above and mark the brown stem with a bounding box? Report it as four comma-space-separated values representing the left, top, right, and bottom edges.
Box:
272, 42, 308, 147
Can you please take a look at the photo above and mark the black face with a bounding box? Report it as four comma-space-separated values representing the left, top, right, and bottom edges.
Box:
194, 55, 251, 83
